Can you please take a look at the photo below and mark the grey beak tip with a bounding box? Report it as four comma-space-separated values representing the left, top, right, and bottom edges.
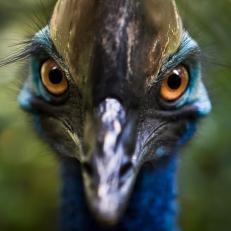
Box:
89, 199, 122, 226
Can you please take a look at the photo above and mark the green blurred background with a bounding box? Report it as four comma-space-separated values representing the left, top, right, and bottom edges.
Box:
0, 1, 230, 230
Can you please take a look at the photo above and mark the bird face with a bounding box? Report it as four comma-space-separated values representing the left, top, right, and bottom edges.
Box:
18, 0, 211, 225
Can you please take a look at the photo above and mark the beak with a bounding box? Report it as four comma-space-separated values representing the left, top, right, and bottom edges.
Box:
82, 98, 139, 225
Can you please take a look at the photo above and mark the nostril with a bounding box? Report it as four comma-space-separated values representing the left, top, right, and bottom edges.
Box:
119, 162, 133, 177
82, 162, 93, 176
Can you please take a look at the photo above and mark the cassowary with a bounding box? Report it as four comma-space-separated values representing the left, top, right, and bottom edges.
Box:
2, 0, 211, 230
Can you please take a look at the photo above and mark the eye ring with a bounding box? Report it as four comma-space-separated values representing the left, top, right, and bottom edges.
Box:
40, 59, 68, 96
160, 65, 189, 102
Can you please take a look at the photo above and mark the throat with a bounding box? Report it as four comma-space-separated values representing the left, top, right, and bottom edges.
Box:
59, 155, 179, 231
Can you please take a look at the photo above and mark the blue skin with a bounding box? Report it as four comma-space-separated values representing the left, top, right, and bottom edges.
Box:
17, 28, 211, 231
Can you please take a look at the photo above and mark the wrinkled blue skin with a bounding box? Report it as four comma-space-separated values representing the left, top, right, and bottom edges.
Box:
18, 28, 211, 231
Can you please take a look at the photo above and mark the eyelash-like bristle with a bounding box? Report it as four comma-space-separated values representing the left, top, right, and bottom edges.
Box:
0, 40, 36, 67
0, 0, 55, 67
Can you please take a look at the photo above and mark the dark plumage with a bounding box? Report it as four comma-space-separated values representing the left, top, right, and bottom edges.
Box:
5, 0, 211, 230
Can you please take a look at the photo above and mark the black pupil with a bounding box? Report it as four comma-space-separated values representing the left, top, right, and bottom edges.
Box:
167, 74, 182, 90
49, 68, 63, 84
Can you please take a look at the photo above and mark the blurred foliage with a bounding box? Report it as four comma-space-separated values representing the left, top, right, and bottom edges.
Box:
177, 1, 231, 231
0, 0, 230, 231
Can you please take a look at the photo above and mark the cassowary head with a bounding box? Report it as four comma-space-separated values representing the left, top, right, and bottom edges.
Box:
17, 0, 211, 225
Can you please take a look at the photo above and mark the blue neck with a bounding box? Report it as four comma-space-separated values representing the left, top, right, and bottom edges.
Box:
59, 155, 179, 231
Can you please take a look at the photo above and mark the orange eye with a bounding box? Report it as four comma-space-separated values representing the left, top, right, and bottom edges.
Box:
160, 65, 189, 102
40, 59, 68, 95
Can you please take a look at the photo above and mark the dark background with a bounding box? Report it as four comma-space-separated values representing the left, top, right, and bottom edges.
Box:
0, 1, 230, 230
